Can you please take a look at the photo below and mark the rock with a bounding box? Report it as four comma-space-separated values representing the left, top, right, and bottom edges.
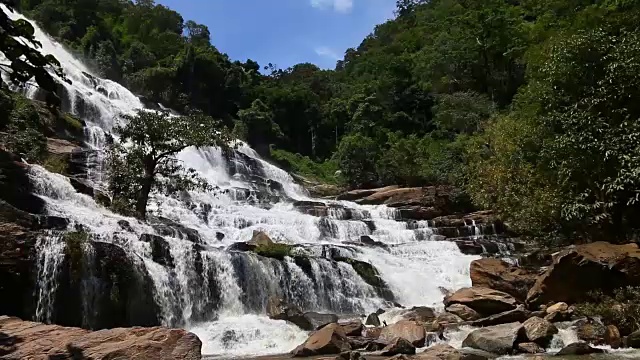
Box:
555, 342, 605, 356
470, 305, 528, 327
381, 337, 416, 356
215, 232, 225, 241
444, 287, 518, 316
304, 312, 339, 330
520, 316, 558, 347
117, 220, 133, 232
347, 337, 369, 350
364, 339, 388, 351
360, 235, 388, 249
459, 348, 498, 360
400, 306, 436, 322
414, 344, 465, 359
517, 342, 545, 354
150, 217, 202, 244
546, 302, 568, 314
366, 312, 381, 326
379, 320, 427, 347
340, 320, 364, 336
335, 350, 362, 360
544, 306, 573, 323
470, 258, 537, 301
228, 241, 256, 252
248, 230, 274, 247
266, 297, 313, 330
462, 322, 521, 355
526, 242, 640, 307
446, 303, 481, 321
628, 330, 640, 348
434, 312, 464, 328
292, 323, 351, 357
576, 318, 606, 344
605, 325, 622, 349
363, 327, 382, 339
336, 186, 400, 201
140, 234, 174, 268
0, 316, 201, 360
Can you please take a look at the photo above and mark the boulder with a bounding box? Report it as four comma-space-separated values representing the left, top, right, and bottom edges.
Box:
544, 305, 573, 323
470, 305, 529, 327
336, 186, 400, 201
266, 297, 312, 330
140, 234, 174, 268
459, 348, 499, 360
381, 337, 416, 356
520, 316, 558, 347
292, 323, 351, 357
379, 320, 427, 347
546, 302, 568, 314
517, 342, 545, 354
626, 329, 640, 348
248, 230, 274, 247
555, 342, 605, 356
462, 322, 521, 355
444, 287, 518, 316
526, 242, 640, 307
605, 325, 622, 349
304, 312, 339, 330
414, 344, 465, 360
400, 306, 437, 322
335, 351, 362, 360
340, 320, 364, 336
363, 327, 382, 339
434, 312, 464, 328
0, 316, 201, 360
365, 312, 381, 326
576, 318, 606, 344
470, 258, 537, 301
446, 303, 481, 321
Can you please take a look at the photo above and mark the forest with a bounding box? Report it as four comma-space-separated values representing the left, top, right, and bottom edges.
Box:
7, 0, 640, 242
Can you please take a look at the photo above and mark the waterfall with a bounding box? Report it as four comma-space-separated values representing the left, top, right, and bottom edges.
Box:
2, 6, 481, 358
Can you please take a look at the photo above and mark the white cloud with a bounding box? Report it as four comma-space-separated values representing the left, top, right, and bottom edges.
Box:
315, 46, 341, 61
310, 0, 354, 13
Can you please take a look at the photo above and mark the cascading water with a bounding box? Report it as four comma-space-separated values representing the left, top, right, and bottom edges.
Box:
4, 6, 482, 358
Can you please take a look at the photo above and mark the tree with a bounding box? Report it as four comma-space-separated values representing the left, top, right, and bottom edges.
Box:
0, 3, 66, 105
107, 110, 231, 219
333, 133, 379, 188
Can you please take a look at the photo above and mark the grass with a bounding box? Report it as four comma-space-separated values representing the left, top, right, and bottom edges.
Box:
43, 154, 69, 175
269, 147, 341, 185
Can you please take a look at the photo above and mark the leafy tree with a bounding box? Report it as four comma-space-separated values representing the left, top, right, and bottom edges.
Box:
107, 110, 231, 219
0, 3, 66, 105
333, 134, 379, 188
236, 99, 282, 155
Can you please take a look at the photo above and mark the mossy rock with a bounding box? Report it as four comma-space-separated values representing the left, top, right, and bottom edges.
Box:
42, 153, 69, 175
254, 243, 293, 260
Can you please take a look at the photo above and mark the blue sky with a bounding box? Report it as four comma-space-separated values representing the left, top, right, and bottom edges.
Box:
157, 0, 397, 70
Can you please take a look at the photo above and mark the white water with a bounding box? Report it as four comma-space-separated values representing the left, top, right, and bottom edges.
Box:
3, 6, 482, 358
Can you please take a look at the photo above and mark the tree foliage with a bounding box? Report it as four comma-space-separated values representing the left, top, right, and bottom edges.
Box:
107, 110, 230, 219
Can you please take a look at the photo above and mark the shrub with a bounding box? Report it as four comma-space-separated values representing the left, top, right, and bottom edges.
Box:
270, 147, 339, 185
575, 286, 640, 336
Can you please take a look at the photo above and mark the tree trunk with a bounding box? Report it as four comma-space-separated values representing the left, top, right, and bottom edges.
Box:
135, 160, 155, 220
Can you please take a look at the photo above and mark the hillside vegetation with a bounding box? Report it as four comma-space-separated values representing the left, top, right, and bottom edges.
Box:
13, 0, 640, 241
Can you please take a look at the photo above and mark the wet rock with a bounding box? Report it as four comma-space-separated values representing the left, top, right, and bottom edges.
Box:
555, 342, 605, 356
366, 312, 381, 326
0, 316, 201, 359
346, 337, 369, 350
399, 306, 436, 322
470, 305, 529, 327
446, 303, 481, 321
335, 257, 394, 301
359, 235, 388, 249
526, 242, 640, 307
266, 297, 312, 330
117, 220, 133, 232
304, 312, 339, 330
605, 325, 622, 349
215, 232, 225, 241
462, 322, 521, 355
520, 316, 558, 347
340, 320, 364, 336
470, 258, 537, 301
248, 230, 274, 247
517, 342, 545, 354
140, 234, 174, 268
381, 337, 416, 356
228, 242, 256, 252
628, 329, 640, 348
150, 217, 202, 244
336, 186, 400, 201
292, 323, 351, 357
69, 177, 94, 196
379, 320, 426, 347
444, 287, 518, 317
